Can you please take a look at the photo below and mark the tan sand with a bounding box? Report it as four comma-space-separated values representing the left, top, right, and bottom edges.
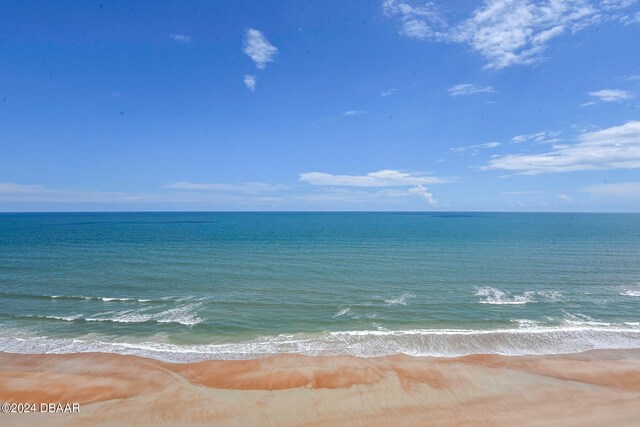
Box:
1, 350, 640, 426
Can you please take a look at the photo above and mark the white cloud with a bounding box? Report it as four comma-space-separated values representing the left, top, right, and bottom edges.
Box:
448, 83, 495, 96
502, 190, 542, 195
300, 169, 446, 187
384, 0, 638, 69
485, 120, 640, 174
244, 74, 257, 91
382, 0, 446, 40
165, 181, 281, 193
581, 182, 640, 198
408, 185, 437, 204
0, 183, 141, 203
0, 182, 288, 208
343, 110, 367, 116
243, 29, 278, 69
579, 101, 598, 107
451, 141, 501, 154
169, 34, 192, 43
381, 88, 398, 96
588, 89, 633, 102
511, 131, 562, 144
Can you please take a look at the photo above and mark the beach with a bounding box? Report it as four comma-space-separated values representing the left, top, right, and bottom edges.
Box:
2, 349, 640, 426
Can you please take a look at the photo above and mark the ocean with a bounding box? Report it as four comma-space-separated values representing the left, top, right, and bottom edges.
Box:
1, 212, 639, 361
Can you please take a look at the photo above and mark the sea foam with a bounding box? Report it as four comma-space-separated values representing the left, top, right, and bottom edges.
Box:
2, 324, 639, 363
19, 304, 203, 327
475, 287, 535, 305
385, 292, 415, 306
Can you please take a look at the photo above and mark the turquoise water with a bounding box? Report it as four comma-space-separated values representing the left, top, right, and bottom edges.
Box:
1, 212, 639, 361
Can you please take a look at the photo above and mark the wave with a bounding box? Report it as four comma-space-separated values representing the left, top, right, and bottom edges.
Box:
475, 287, 534, 305
25, 314, 83, 322
536, 290, 564, 302
620, 289, 640, 297
20, 304, 202, 327
563, 313, 616, 327
2, 324, 640, 363
385, 292, 415, 306
333, 308, 351, 318
0, 292, 155, 303
511, 319, 541, 328
50, 295, 154, 303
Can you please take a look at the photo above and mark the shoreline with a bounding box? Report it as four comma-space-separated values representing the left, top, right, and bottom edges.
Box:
2, 349, 640, 426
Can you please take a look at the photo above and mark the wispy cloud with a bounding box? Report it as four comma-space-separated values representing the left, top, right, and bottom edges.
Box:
244, 74, 257, 91
588, 89, 633, 102
299, 170, 444, 204
243, 28, 278, 69
0, 182, 286, 208
511, 131, 562, 144
502, 190, 542, 195
582, 182, 640, 198
382, 0, 446, 41
451, 142, 501, 154
384, 0, 638, 69
0, 177, 446, 210
381, 88, 398, 97
169, 34, 192, 43
485, 120, 640, 174
448, 83, 495, 96
165, 181, 282, 193
0, 183, 141, 203
300, 169, 446, 187
343, 110, 367, 116
556, 193, 573, 202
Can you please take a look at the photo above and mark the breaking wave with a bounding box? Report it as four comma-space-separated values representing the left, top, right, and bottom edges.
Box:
2, 324, 639, 363
475, 287, 535, 305
0, 292, 155, 303
385, 292, 415, 306
19, 304, 202, 327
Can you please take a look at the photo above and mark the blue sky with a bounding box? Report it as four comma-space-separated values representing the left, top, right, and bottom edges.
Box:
1, 0, 639, 211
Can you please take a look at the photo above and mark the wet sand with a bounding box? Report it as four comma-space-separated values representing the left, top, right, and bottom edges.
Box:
1, 350, 640, 426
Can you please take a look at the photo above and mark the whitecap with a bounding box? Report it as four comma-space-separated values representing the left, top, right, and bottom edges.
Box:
475, 287, 534, 305
25, 314, 83, 322
511, 319, 541, 328
385, 292, 415, 306
87, 303, 203, 326
620, 289, 640, 297
332, 308, 351, 318
536, 290, 564, 302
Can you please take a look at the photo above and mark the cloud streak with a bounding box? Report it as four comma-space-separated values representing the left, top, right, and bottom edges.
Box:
448, 83, 495, 96
300, 169, 446, 187
343, 110, 367, 116
451, 142, 501, 154
485, 120, 640, 174
165, 181, 281, 193
582, 182, 640, 198
169, 34, 192, 43
511, 131, 562, 144
588, 89, 633, 102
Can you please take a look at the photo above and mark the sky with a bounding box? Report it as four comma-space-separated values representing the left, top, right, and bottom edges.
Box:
1, 0, 640, 212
